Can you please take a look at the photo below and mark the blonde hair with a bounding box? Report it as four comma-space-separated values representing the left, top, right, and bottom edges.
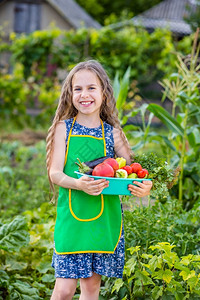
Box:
46, 60, 132, 192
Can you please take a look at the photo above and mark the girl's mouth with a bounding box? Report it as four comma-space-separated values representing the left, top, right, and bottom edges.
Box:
80, 101, 94, 106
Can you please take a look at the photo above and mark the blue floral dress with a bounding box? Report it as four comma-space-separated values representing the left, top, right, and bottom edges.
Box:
52, 118, 125, 279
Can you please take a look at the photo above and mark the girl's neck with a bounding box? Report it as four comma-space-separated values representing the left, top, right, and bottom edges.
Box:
75, 113, 101, 128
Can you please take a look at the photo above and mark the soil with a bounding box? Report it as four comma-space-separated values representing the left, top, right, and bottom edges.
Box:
1, 129, 47, 146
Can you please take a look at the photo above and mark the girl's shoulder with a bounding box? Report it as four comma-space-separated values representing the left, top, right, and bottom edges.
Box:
55, 120, 66, 131
53, 121, 67, 143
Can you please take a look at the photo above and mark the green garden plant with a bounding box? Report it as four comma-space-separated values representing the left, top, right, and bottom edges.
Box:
0, 141, 50, 219
0, 215, 39, 300
147, 31, 200, 208
0, 204, 56, 300
1, 141, 200, 299
100, 198, 200, 299
113, 66, 141, 135
111, 242, 200, 299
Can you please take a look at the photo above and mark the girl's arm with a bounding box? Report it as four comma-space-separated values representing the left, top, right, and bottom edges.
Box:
49, 122, 109, 195
113, 127, 152, 197
113, 127, 131, 164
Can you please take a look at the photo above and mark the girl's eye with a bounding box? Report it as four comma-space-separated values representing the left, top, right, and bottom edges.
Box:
74, 88, 81, 91
89, 87, 95, 90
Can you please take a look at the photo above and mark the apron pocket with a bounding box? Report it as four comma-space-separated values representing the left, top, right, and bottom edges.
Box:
69, 189, 104, 221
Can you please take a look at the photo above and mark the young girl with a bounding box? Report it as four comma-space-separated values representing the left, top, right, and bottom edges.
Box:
46, 60, 152, 300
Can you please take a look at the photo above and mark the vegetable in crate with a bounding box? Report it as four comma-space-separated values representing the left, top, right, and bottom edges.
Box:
116, 157, 126, 169
130, 163, 142, 173
75, 158, 93, 175
121, 165, 132, 175
104, 158, 119, 172
84, 156, 109, 168
115, 169, 128, 178
75, 156, 109, 174
137, 169, 149, 178
128, 173, 137, 179
92, 163, 114, 177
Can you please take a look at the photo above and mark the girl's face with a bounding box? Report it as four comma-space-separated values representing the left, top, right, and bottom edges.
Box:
72, 69, 103, 119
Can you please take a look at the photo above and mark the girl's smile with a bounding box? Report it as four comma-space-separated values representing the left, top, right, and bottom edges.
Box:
79, 100, 94, 107
72, 69, 103, 120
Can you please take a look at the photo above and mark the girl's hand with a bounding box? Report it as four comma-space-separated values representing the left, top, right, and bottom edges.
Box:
77, 176, 109, 196
128, 180, 153, 197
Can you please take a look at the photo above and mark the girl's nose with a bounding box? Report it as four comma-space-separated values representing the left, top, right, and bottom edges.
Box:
81, 89, 89, 98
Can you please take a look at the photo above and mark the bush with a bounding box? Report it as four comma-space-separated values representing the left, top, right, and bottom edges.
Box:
0, 26, 194, 127
0, 140, 50, 219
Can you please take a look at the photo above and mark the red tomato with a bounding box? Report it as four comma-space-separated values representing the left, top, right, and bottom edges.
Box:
130, 163, 142, 174
104, 158, 119, 171
92, 163, 114, 177
137, 169, 149, 178
121, 165, 132, 175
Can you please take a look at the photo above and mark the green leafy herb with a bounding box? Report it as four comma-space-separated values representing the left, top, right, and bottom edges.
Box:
133, 153, 180, 199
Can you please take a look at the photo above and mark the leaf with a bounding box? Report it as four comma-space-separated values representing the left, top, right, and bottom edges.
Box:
163, 252, 179, 268
149, 242, 176, 254
148, 256, 162, 272
10, 280, 42, 299
147, 103, 184, 137
153, 269, 173, 283
135, 270, 155, 286
116, 66, 131, 112
112, 278, 124, 293
124, 257, 136, 276
187, 276, 199, 289
132, 140, 145, 151
41, 274, 55, 283
0, 270, 9, 288
161, 136, 177, 151
0, 215, 30, 252
180, 254, 193, 266
139, 103, 148, 118
179, 270, 196, 281
174, 262, 189, 272
163, 269, 173, 283
188, 127, 200, 146
36, 261, 52, 273
5, 255, 27, 271
151, 286, 163, 300
128, 246, 141, 255
141, 253, 153, 259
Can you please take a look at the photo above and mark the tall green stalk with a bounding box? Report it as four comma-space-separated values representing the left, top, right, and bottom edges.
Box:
178, 30, 199, 202
179, 110, 189, 202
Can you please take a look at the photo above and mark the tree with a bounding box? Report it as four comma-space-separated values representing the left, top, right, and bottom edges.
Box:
75, 0, 163, 25
184, 0, 200, 32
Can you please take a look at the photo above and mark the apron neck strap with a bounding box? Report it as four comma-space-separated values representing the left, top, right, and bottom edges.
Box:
66, 116, 106, 158
69, 116, 105, 139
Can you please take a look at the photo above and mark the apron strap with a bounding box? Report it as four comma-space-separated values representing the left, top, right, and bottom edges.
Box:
65, 117, 106, 165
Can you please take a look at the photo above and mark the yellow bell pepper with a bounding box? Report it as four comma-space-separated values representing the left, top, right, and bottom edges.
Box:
116, 157, 126, 169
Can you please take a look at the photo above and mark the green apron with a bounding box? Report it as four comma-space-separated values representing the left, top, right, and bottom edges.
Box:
54, 117, 122, 254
